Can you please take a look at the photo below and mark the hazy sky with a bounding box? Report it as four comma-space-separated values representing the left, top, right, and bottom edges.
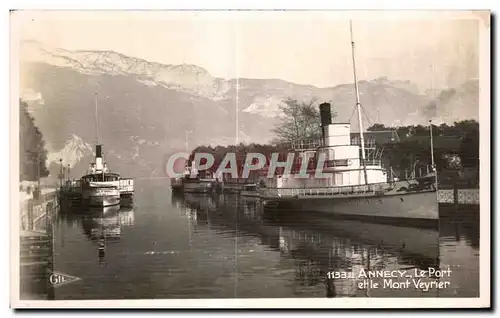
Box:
14, 10, 485, 91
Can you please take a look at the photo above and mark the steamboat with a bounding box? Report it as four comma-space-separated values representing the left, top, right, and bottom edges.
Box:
59, 94, 134, 208
80, 144, 121, 207
260, 22, 439, 227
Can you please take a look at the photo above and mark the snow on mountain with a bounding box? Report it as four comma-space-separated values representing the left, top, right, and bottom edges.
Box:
20, 88, 45, 115
242, 96, 284, 118
21, 40, 231, 100
47, 134, 93, 167
20, 88, 44, 104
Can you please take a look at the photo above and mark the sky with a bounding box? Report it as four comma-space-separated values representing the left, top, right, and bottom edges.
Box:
14, 10, 486, 92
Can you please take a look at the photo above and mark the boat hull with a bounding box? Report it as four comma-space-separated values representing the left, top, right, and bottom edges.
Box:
183, 181, 215, 194
83, 195, 120, 207
82, 188, 120, 207
240, 190, 260, 197
87, 180, 134, 197
263, 190, 438, 228
171, 184, 184, 193
222, 185, 241, 194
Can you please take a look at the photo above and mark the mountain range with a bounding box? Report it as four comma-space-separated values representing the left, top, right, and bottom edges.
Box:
19, 40, 479, 180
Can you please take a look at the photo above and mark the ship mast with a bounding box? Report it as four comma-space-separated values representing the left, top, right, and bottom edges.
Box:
95, 92, 99, 146
429, 64, 439, 193
94, 93, 104, 179
350, 21, 369, 186
429, 122, 438, 190
235, 25, 240, 145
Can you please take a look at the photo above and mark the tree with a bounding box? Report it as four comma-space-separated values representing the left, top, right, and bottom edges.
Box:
367, 123, 387, 131
459, 127, 479, 168
272, 98, 330, 143
19, 99, 49, 181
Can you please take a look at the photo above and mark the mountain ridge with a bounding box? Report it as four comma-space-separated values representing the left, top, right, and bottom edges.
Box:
19, 41, 479, 179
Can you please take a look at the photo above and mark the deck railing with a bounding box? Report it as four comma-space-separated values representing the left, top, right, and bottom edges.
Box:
351, 138, 377, 148
289, 138, 382, 150
260, 183, 388, 198
290, 139, 323, 151
362, 159, 382, 167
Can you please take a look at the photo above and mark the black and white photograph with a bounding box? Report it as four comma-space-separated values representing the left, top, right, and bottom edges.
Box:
10, 10, 490, 308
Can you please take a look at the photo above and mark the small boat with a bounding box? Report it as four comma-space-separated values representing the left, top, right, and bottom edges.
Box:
170, 164, 220, 194
240, 183, 260, 197
59, 179, 83, 207
182, 177, 217, 194
170, 177, 184, 193
118, 178, 134, 198
222, 184, 240, 194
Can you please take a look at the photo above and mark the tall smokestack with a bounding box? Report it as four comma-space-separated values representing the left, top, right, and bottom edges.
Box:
95, 145, 103, 171
96, 145, 102, 158
319, 103, 332, 142
319, 103, 332, 127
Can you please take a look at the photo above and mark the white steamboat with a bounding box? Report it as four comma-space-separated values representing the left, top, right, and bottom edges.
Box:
81, 144, 121, 207
260, 22, 438, 227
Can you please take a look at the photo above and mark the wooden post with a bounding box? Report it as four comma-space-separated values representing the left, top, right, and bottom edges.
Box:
28, 201, 34, 230
46, 207, 55, 300
453, 182, 459, 206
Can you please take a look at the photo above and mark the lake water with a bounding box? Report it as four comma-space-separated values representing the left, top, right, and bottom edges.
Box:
43, 179, 479, 299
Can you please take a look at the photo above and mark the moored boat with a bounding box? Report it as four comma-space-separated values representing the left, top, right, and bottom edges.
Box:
261, 23, 439, 227
118, 178, 134, 198
59, 94, 134, 206
80, 144, 121, 207
170, 163, 220, 194
80, 173, 134, 198
222, 183, 241, 194
170, 177, 184, 193
240, 183, 260, 197
182, 177, 217, 194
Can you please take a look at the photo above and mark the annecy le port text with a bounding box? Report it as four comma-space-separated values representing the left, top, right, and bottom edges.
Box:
327, 267, 453, 292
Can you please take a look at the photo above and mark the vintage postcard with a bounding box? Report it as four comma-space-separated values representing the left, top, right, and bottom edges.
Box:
10, 10, 490, 308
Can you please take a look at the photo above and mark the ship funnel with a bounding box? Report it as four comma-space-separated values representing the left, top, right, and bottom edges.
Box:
96, 145, 102, 158
319, 102, 332, 142
319, 103, 332, 127
95, 144, 103, 171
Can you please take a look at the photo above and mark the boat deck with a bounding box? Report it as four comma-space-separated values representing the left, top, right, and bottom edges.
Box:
259, 180, 432, 200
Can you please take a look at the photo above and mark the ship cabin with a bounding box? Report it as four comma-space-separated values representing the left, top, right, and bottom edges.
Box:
316, 105, 388, 187
277, 102, 390, 189
81, 172, 121, 183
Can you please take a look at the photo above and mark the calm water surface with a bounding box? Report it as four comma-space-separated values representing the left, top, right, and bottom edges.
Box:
50, 179, 479, 299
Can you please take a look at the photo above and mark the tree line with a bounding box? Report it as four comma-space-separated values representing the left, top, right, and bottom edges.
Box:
19, 99, 49, 182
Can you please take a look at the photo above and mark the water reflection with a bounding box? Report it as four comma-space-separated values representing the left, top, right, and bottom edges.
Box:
119, 206, 135, 227
80, 205, 120, 241
173, 192, 478, 298
60, 206, 135, 240
44, 181, 478, 299
58, 203, 136, 262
